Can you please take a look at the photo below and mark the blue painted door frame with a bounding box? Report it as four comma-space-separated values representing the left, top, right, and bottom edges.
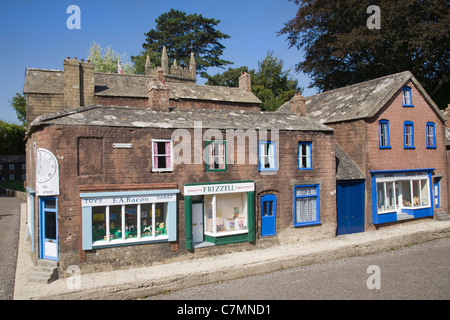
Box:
39, 197, 58, 261
337, 180, 365, 235
261, 194, 276, 236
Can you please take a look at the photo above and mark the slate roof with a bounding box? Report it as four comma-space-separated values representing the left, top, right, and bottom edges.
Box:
23, 69, 261, 105
27, 105, 333, 134
335, 143, 364, 181
277, 71, 445, 124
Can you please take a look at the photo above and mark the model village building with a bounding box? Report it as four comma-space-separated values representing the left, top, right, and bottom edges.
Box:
23, 48, 448, 277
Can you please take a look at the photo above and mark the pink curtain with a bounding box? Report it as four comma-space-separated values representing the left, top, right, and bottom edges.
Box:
219, 143, 225, 169
165, 141, 171, 169
153, 142, 158, 169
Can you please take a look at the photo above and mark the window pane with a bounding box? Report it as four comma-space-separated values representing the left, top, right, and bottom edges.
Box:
296, 197, 316, 223
421, 179, 429, 206
401, 181, 412, 207
110, 205, 122, 240
141, 203, 153, 237
205, 194, 214, 233
44, 211, 57, 240
155, 203, 167, 235
125, 204, 138, 239
92, 206, 106, 242
215, 193, 247, 233
386, 182, 396, 211
377, 182, 386, 211
44, 199, 56, 209
296, 186, 316, 197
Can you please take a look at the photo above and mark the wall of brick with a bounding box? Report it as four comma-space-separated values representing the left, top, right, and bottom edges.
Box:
26, 93, 64, 130
365, 81, 448, 217
27, 123, 336, 275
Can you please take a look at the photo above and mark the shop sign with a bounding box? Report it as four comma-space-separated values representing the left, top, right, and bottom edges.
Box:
184, 182, 254, 196
82, 193, 176, 207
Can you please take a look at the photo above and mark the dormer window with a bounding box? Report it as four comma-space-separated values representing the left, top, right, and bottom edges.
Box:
402, 86, 413, 107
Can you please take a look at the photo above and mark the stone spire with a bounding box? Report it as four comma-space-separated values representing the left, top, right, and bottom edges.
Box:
161, 46, 169, 74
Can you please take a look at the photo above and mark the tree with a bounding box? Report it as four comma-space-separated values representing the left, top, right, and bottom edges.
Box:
205, 52, 302, 111
9, 93, 26, 126
132, 9, 232, 75
88, 41, 135, 74
0, 121, 25, 155
279, 0, 449, 109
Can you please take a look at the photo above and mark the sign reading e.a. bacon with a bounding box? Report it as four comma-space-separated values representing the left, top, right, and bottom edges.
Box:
184, 182, 254, 196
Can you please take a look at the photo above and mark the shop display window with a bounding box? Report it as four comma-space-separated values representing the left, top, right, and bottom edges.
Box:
204, 192, 248, 236
376, 176, 430, 213
91, 202, 167, 245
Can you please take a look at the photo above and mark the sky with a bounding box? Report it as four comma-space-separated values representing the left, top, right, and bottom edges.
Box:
0, 0, 315, 124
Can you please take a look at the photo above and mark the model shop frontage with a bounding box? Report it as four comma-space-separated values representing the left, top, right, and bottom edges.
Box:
183, 181, 256, 250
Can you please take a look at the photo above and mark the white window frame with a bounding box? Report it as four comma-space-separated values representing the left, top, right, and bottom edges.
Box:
376, 174, 431, 214
151, 139, 173, 172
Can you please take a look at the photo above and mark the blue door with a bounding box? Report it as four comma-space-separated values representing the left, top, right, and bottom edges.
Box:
337, 180, 365, 235
261, 194, 276, 236
39, 197, 58, 261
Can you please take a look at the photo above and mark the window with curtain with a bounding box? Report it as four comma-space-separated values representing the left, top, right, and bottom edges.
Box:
298, 142, 312, 169
206, 141, 226, 171
294, 185, 320, 226
258, 141, 276, 171
152, 139, 173, 172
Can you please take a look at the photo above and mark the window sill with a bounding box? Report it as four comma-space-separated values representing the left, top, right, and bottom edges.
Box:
92, 235, 169, 248
293, 221, 321, 228
379, 146, 391, 149
205, 229, 248, 238
402, 105, 414, 108
404, 146, 415, 149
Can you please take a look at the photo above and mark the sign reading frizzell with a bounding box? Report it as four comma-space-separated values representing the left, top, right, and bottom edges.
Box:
36, 148, 60, 196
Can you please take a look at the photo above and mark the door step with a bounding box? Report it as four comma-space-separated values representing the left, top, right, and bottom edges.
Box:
28, 260, 58, 284
435, 211, 450, 221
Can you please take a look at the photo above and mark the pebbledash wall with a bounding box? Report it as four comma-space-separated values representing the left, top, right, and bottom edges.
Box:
25, 116, 336, 276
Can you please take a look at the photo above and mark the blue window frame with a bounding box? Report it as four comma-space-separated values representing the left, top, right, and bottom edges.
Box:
258, 141, 277, 171
294, 185, 320, 227
298, 142, 312, 170
402, 86, 413, 107
378, 120, 391, 149
426, 122, 436, 149
404, 121, 415, 149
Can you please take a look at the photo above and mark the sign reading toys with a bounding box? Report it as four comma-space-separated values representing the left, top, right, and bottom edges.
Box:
36, 148, 60, 196
184, 182, 254, 196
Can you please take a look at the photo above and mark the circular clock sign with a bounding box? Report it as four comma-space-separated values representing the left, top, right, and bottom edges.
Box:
36, 148, 60, 196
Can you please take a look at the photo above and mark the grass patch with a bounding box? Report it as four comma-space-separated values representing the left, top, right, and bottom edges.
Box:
0, 180, 25, 192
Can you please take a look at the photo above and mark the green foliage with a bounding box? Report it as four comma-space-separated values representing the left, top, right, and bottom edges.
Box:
252, 51, 302, 111
0, 120, 25, 155
206, 52, 302, 111
132, 9, 232, 75
279, 0, 450, 109
9, 93, 26, 126
88, 41, 135, 74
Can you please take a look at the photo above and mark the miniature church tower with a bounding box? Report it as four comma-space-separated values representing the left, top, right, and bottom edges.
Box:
145, 46, 196, 83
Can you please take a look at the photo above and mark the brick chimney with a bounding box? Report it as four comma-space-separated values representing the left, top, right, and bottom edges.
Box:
148, 67, 170, 111
290, 93, 307, 117
63, 57, 94, 110
239, 72, 252, 93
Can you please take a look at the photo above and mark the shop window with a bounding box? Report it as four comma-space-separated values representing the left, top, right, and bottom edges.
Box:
91, 202, 168, 245
294, 185, 320, 226
404, 121, 414, 149
426, 122, 436, 149
206, 141, 226, 171
378, 120, 391, 149
298, 142, 312, 169
152, 139, 173, 172
204, 192, 248, 237
258, 141, 276, 171
376, 177, 430, 213
402, 86, 413, 107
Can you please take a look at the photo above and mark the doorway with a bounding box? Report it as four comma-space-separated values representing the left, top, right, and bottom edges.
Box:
261, 194, 276, 236
192, 202, 204, 243
39, 197, 58, 261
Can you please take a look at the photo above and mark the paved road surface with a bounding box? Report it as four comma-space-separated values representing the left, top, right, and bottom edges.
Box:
148, 237, 450, 300
0, 193, 23, 300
